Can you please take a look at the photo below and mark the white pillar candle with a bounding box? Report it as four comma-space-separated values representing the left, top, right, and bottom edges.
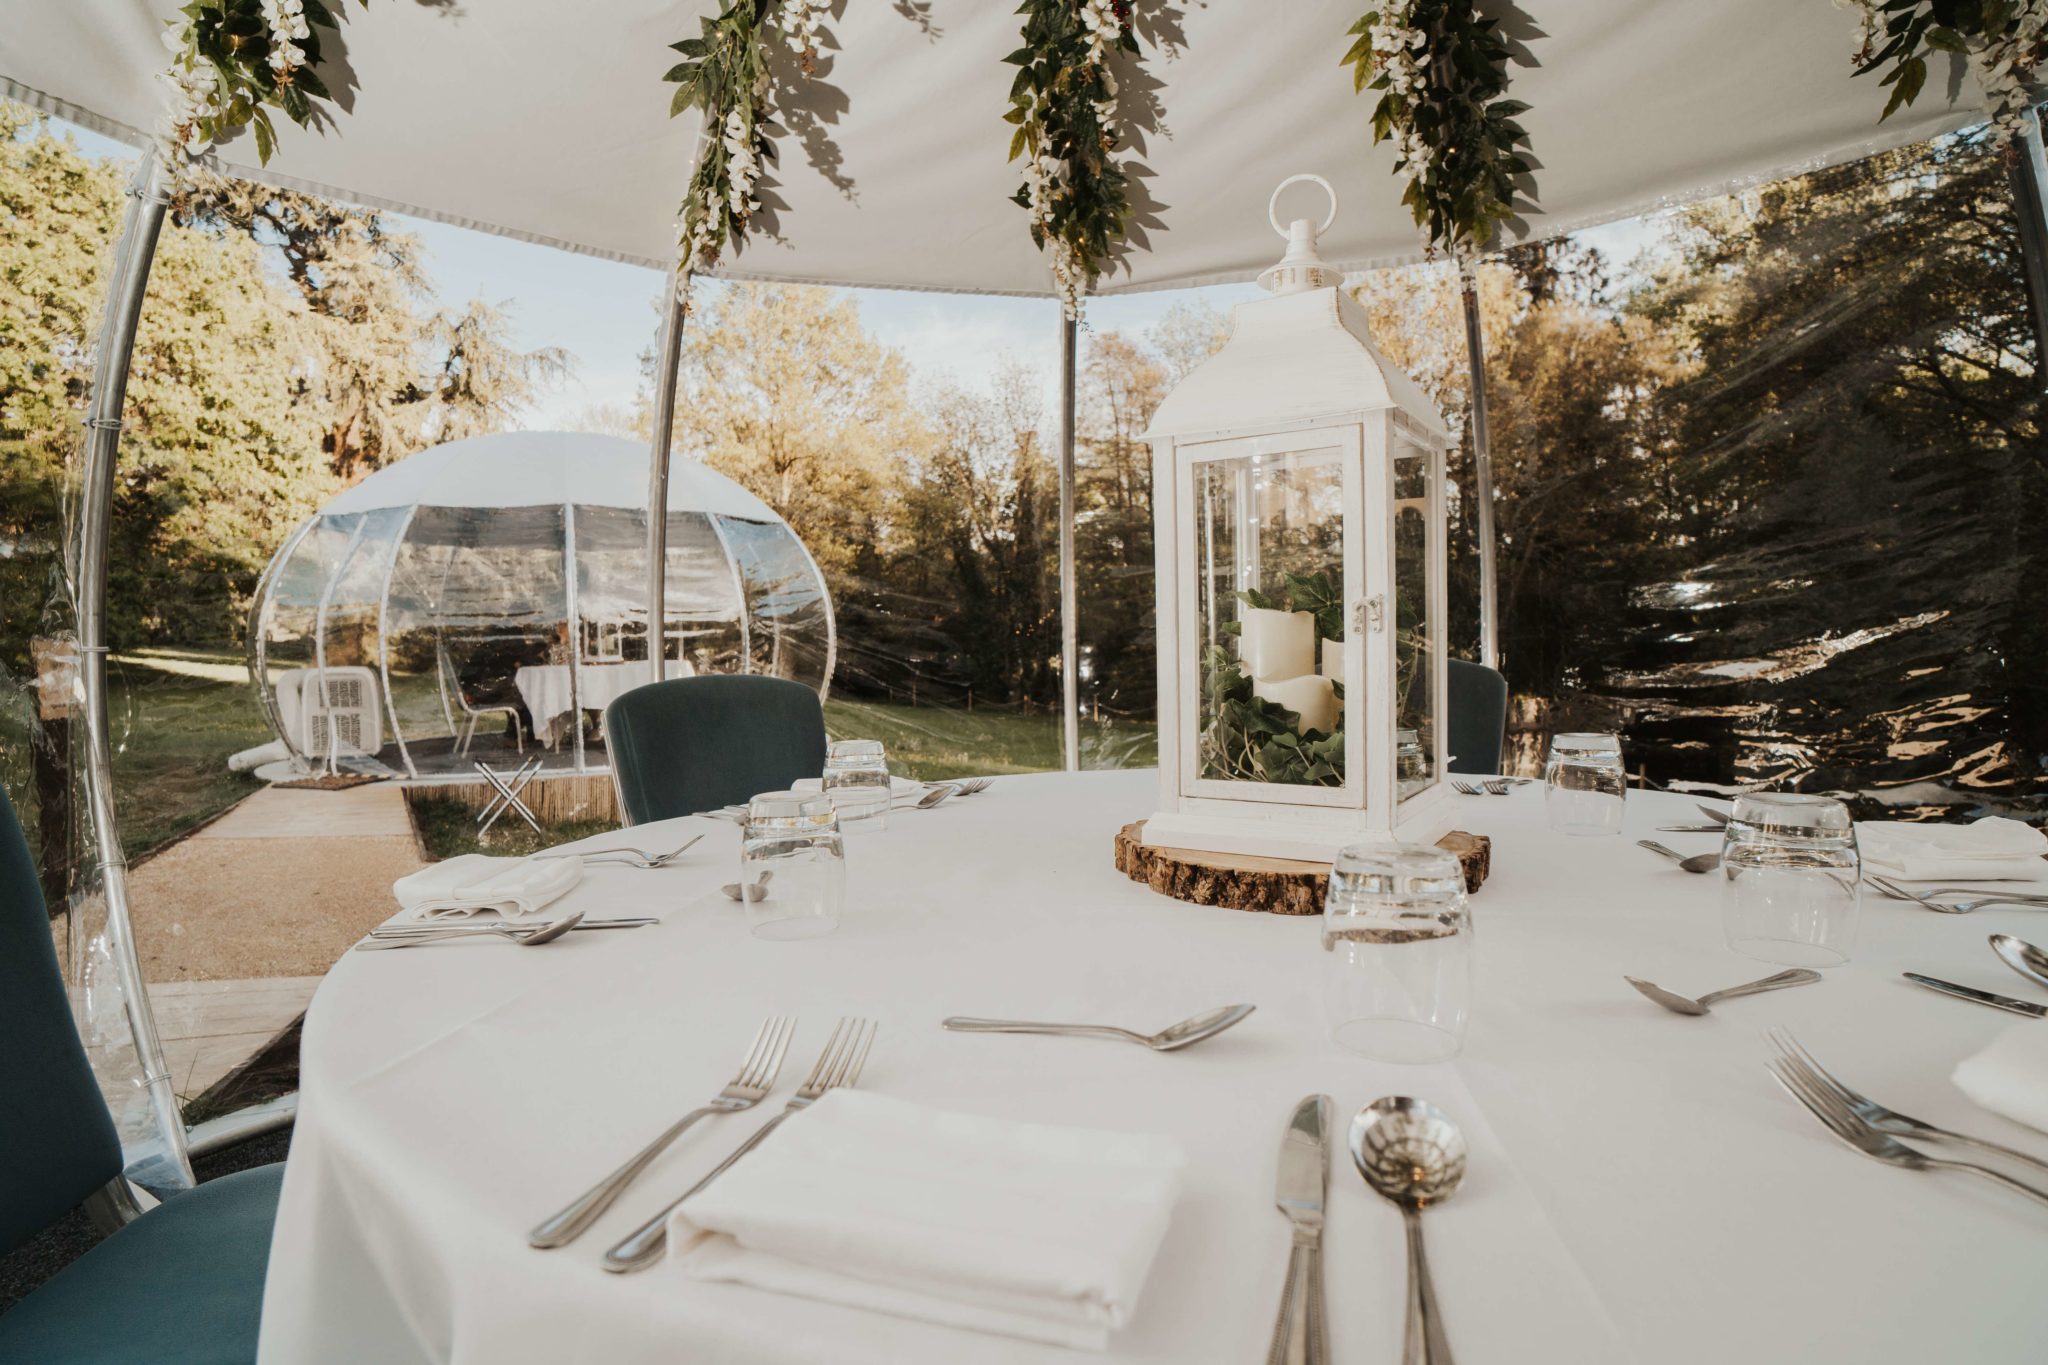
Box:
1254, 673, 1339, 736
1239, 607, 1315, 680
1319, 637, 1345, 686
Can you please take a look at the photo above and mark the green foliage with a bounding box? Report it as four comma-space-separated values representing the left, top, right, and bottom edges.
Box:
164, 0, 365, 167
1341, 2, 1533, 257
1004, 1, 1145, 315
1201, 645, 1346, 787
1847, 1, 2044, 131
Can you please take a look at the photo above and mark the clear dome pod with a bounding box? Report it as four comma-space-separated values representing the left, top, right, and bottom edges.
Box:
246, 432, 834, 781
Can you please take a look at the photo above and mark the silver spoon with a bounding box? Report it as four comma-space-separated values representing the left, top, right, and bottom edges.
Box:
895, 787, 954, 810
355, 911, 584, 951
720, 871, 774, 902
941, 1003, 1256, 1052
1623, 968, 1820, 1016
1636, 839, 1720, 874
1350, 1098, 1466, 1365
1991, 934, 2048, 992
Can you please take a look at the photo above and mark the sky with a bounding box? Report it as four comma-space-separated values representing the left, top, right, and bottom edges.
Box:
48, 114, 1657, 430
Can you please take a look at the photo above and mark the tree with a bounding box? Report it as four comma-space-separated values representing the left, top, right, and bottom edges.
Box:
670, 284, 919, 579
410, 299, 570, 444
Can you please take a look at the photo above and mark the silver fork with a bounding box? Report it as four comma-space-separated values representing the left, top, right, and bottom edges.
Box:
1869, 876, 2048, 915
1767, 1055, 2048, 1208
528, 1016, 795, 1249
1451, 780, 1485, 796
1767, 1030, 2048, 1176
1482, 777, 1524, 795
602, 1017, 877, 1273
533, 834, 704, 868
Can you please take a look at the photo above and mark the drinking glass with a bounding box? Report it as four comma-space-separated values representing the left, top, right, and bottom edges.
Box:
1720, 792, 1859, 967
1321, 844, 1473, 1064
740, 792, 844, 940
1544, 732, 1626, 836
822, 738, 891, 833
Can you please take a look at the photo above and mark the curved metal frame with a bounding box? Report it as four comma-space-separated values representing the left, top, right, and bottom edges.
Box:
375, 504, 421, 778
563, 502, 586, 772
73, 154, 191, 1191
246, 514, 317, 771
644, 272, 686, 689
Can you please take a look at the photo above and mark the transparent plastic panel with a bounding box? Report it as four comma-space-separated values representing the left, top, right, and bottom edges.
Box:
377, 504, 567, 774
304, 505, 410, 769
1193, 447, 1348, 789
1393, 444, 1436, 798
258, 513, 364, 768
715, 516, 832, 692
572, 506, 743, 676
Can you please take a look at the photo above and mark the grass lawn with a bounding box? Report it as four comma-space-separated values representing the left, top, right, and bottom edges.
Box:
106, 649, 272, 858
70, 647, 1156, 859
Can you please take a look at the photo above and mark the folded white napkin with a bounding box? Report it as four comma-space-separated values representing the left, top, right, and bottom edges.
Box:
390, 853, 582, 920
1954, 1024, 2048, 1136
1855, 817, 2048, 883
790, 776, 923, 799
671, 1090, 1185, 1350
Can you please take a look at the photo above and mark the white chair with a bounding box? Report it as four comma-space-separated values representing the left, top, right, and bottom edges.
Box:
275, 666, 384, 760
437, 643, 525, 758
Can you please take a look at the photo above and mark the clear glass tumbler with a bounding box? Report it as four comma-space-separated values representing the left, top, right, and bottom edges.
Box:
740, 791, 844, 940
822, 738, 891, 833
1720, 792, 1859, 967
1544, 732, 1626, 836
1321, 844, 1473, 1064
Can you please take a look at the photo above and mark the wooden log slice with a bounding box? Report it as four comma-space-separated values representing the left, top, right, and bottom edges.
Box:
1113, 821, 1490, 915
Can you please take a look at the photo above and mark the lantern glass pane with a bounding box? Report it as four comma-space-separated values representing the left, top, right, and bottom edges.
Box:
1192, 447, 1347, 788
1394, 443, 1435, 798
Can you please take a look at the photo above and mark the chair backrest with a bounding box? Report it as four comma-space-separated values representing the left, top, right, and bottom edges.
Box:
1446, 659, 1509, 776
605, 675, 829, 825
0, 786, 123, 1254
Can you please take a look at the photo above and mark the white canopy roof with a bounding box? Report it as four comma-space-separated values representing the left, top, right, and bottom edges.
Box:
2, 2, 1989, 296
319, 431, 778, 519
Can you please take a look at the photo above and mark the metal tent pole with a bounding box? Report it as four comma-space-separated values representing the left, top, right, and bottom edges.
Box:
1058, 314, 1080, 772
645, 269, 687, 688
2012, 105, 2048, 389
1460, 267, 1501, 671
75, 154, 192, 1191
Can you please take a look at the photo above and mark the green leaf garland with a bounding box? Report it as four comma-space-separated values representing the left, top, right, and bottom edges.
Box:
1341, 2, 1533, 258
665, 1, 832, 309
1841, 1, 2046, 148
157, 0, 367, 179
1004, 0, 1144, 318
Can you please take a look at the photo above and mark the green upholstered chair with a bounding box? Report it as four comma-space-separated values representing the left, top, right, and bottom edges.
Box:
605, 675, 830, 825
0, 787, 282, 1364
1447, 659, 1509, 776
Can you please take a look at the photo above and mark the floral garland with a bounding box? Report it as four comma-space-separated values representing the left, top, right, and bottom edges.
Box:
1839, 0, 2047, 148
665, 1, 831, 311
1341, 2, 1532, 259
1003, 1, 1142, 318
157, 0, 362, 179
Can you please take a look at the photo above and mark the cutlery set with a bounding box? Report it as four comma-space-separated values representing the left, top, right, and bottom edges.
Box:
1267, 1093, 1467, 1365
526, 1016, 878, 1272
1766, 1030, 2048, 1208
1449, 778, 1526, 796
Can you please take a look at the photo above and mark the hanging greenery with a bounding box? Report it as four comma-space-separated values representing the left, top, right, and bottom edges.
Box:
157, 0, 365, 177
665, 1, 831, 310
1003, 0, 1142, 318
1341, 2, 1532, 259
1840, 1, 2047, 148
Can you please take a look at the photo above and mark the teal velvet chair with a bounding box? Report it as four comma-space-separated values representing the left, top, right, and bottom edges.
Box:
0, 787, 282, 1364
605, 675, 829, 825
1447, 659, 1509, 776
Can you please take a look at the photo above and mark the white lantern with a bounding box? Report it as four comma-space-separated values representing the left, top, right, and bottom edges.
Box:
1142, 175, 1454, 862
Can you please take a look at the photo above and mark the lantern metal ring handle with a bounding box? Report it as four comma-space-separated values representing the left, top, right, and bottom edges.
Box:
1268, 174, 1338, 238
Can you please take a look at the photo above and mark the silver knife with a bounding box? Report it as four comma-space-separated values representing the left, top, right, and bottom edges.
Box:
1267, 1094, 1333, 1365
1903, 972, 2048, 1018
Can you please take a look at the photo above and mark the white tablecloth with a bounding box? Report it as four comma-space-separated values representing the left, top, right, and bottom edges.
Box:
512, 660, 690, 747
259, 772, 2048, 1364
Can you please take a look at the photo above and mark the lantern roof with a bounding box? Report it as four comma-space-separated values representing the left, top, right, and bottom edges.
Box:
1144, 286, 1453, 445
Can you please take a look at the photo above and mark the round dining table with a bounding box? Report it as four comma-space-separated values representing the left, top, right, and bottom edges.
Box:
257, 770, 2048, 1364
